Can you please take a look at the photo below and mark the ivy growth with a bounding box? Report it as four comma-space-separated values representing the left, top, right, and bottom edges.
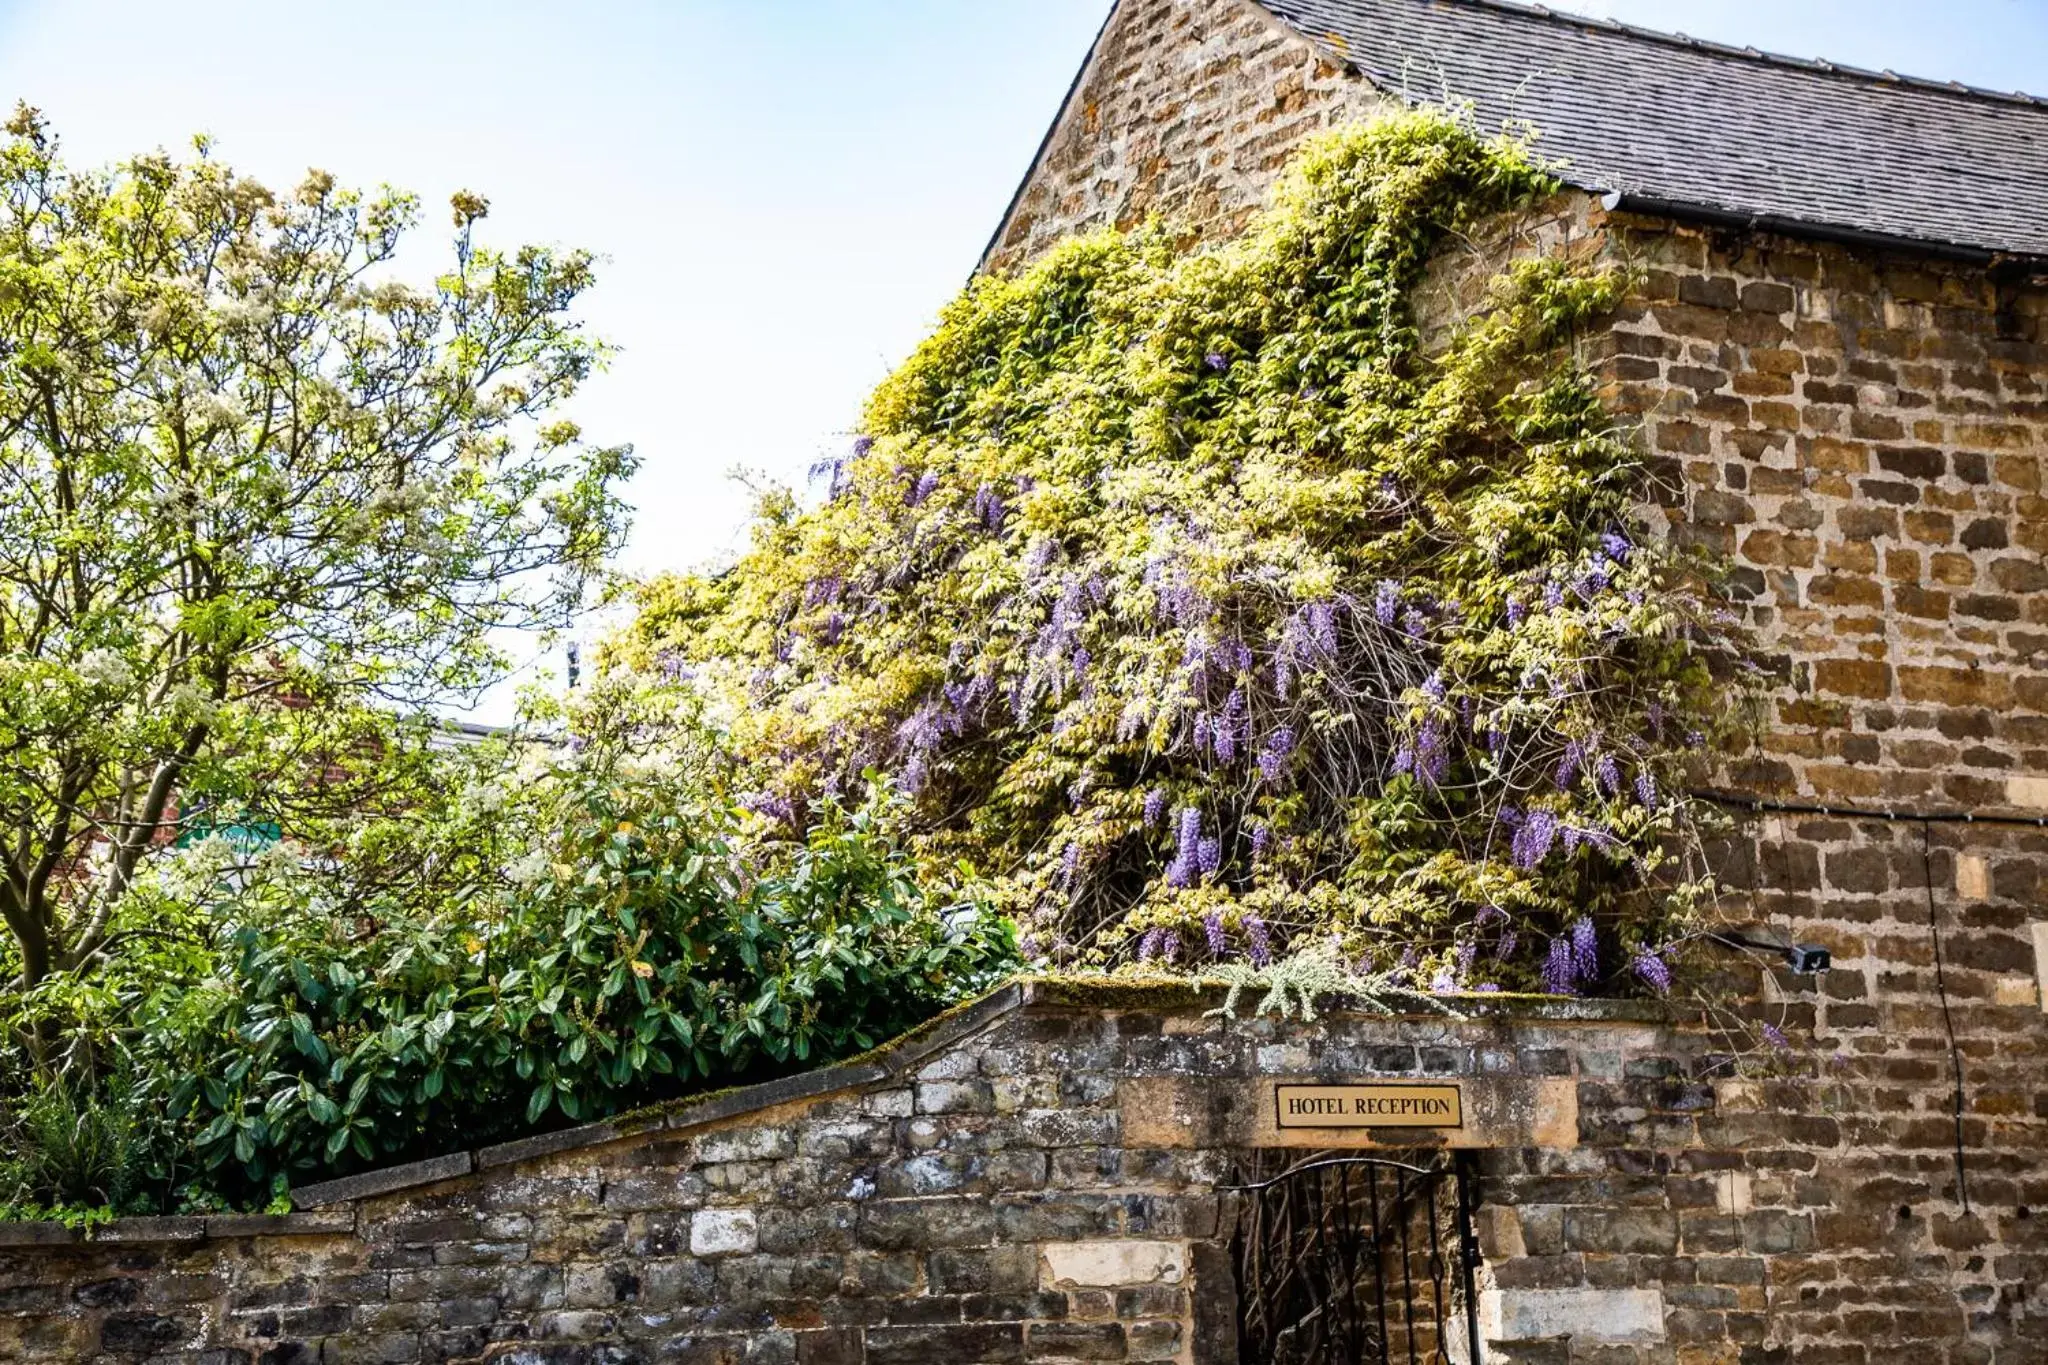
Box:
632, 109, 1746, 995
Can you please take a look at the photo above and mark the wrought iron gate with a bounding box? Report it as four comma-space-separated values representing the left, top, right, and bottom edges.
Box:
1230, 1154, 1484, 1365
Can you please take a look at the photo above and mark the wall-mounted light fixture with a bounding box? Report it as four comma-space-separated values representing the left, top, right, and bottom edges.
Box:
1712, 930, 1831, 975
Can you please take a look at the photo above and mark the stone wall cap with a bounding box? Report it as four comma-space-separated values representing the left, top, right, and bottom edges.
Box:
203, 1210, 358, 1239
292, 1150, 473, 1209
89, 1215, 209, 1243
0, 1220, 81, 1246
1017, 976, 1675, 1023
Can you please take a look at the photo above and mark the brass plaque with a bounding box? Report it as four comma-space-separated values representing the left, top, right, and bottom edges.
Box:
1275, 1083, 1463, 1129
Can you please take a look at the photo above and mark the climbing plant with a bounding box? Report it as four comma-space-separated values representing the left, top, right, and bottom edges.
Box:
629, 108, 1749, 994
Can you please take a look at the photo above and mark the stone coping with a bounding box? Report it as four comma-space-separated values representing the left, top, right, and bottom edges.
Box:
7, 978, 1673, 1244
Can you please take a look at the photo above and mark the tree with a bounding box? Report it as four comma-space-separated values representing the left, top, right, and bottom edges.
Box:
0, 106, 633, 992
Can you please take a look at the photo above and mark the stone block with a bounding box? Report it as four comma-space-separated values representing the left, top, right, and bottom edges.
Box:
865, 1323, 1023, 1364
1041, 1240, 1186, 1288
2034, 922, 2048, 1015
2009, 775, 2048, 810
1479, 1288, 1667, 1344
690, 1210, 759, 1258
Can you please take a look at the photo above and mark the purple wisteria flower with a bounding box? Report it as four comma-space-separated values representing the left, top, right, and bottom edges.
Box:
1511, 809, 1560, 869
851, 434, 875, 458
971, 483, 1007, 530
1060, 841, 1081, 889
1632, 947, 1672, 994
1601, 530, 1631, 562
740, 791, 797, 826
1761, 1022, 1789, 1050
1414, 718, 1450, 788
1257, 726, 1296, 783
1571, 917, 1599, 984
1541, 935, 1577, 995
1375, 580, 1400, 627
1143, 788, 1169, 828
1635, 772, 1660, 810
1244, 914, 1273, 968
1556, 739, 1584, 790
906, 470, 940, 507
1204, 912, 1228, 956
1172, 807, 1204, 880
1139, 927, 1165, 961
1543, 580, 1565, 611
1423, 670, 1447, 702
1196, 837, 1222, 877
1596, 754, 1623, 797
809, 454, 849, 499
1205, 351, 1230, 372
1024, 537, 1056, 576
1506, 596, 1526, 629
1214, 690, 1247, 763
1308, 601, 1339, 655
1250, 823, 1271, 861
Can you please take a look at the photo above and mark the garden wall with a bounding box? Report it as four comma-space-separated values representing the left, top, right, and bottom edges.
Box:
6, 976, 2047, 1363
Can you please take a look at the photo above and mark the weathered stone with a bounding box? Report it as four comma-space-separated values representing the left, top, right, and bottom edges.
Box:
1480, 1288, 1667, 1343
688, 1210, 758, 1259
1040, 1241, 1185, 1288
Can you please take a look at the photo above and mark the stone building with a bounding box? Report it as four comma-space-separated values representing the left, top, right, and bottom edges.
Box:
5, 3, 2046, 1363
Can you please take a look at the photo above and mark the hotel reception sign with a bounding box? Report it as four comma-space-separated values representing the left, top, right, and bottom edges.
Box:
1275, 1083, 1464, 1129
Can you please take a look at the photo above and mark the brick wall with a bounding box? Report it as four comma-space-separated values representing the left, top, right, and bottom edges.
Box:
1594, 212, 2048, 816
5, 984, 2046, 1362
982, 0, 1379, 273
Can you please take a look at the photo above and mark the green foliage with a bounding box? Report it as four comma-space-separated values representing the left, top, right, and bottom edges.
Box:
0, 1069, 187, 1220
0, 674, 1011, 1210
1205, 942, 1449, 1023
632, 109, 1749, 993
0, 106, 632, 994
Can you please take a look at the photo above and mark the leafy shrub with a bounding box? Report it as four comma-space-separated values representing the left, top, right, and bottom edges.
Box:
0, 1070, 186, 1219
627, 108, 1751, 994
152, 772, 1010, 1202
0, 679, 1016, 1212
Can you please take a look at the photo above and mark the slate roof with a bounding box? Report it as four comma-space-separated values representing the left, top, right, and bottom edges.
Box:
1255, 0, 2048, 260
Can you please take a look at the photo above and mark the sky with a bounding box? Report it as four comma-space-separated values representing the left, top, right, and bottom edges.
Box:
0, 0, 2040, 710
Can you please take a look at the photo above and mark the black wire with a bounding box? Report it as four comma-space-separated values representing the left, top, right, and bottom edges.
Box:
1698, 788, 1990, 1212
1920, 818, 1971, 1215
1692, 788, 2048, 830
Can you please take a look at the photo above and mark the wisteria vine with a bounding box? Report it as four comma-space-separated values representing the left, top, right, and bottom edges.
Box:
636, 108, 1748, 995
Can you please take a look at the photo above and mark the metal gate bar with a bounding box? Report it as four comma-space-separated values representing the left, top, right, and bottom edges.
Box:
1229, 1154, 1483, 1365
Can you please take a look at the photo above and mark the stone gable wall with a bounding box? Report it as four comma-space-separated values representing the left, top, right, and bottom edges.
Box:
982, 0, 1380, 273
5, 985, 2048, 1363
984, 0, 2048, 820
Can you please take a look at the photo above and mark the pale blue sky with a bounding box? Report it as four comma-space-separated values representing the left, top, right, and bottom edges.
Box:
0, 0, 2039, 706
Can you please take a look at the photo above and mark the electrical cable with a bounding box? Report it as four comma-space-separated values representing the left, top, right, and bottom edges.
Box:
1694, 788, 1988, 1212
1920, 818, 1972, 1215
1691, 788, 2048, 830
